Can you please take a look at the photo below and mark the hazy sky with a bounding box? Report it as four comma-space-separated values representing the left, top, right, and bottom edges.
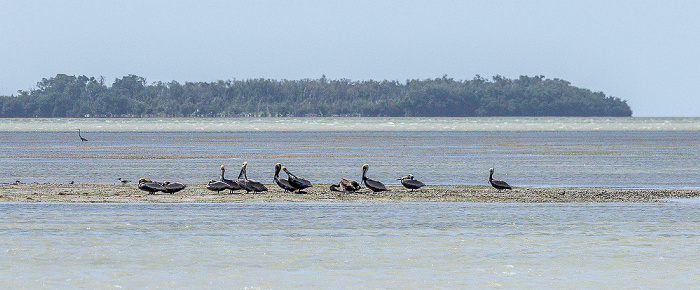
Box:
1, 1, 698, 116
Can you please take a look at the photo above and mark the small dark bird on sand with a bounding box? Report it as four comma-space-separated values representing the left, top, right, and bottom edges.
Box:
489, 168, 512, 192
397, 174, 425, 192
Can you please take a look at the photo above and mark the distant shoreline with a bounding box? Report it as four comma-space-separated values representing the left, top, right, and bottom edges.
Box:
1, 75, 632, 118
2, 183, 698, 203
1, 117, 698, 133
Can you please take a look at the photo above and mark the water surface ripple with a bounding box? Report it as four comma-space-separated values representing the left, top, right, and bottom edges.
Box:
1, 119, 698, 188
1, 202, 699, 288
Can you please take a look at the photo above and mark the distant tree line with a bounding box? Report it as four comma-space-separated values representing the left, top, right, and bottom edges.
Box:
0, 74, 632, 118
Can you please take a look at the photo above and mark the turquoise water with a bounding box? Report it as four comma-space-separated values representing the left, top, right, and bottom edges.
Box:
1, 202, 699, 288
1, 118, 698, 188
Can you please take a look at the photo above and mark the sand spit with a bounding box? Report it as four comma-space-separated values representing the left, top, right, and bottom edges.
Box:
1, 183, 699, 203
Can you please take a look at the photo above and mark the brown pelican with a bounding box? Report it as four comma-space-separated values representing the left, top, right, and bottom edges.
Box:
362, 164, 387, 192
163, 181, 186, 194
397, 174, 425, 192
220, 165, 242, 193
330, 178, 361, 192
138, 178, 166, 194
238, 162, 268, 193
489, 168, 512, 191
206, 179, 230, 193
78, 129, 88, 141
281, 166, 312, 193
274, 163, 296, 192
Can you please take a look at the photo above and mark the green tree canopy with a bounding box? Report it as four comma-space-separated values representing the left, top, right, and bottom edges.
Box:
0, 74, 632, 117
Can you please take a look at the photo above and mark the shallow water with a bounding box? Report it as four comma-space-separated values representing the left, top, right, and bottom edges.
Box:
1, 202, 699, 288
2, 118, 699, 288
1, 117, 698, 132
1, 118, 698, 189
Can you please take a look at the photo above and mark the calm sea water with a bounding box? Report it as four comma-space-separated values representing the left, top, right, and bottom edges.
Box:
2, 118, 700, 288
1, 202, 699, 288
0, 117, 698, 189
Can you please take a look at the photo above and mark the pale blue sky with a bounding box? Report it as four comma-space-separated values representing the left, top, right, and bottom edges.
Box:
1, 1, 698, 116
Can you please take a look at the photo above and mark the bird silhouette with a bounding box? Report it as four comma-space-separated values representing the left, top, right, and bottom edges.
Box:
397, 174, 425, 192
362, 164, 387, 192
489, 168, 512, 192
78, 129, 88, 141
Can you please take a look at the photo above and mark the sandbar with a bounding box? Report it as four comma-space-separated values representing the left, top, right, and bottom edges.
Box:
1, 183, 699, 203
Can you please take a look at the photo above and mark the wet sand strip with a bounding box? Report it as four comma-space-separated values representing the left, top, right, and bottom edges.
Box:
2, 183, 699, 203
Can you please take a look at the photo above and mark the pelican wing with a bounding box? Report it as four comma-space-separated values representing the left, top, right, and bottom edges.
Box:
275, 177, 296, 192
206, 180, 229, 192
401, 179, 425, 189
247, 179, 268, 192
164, 182, 186, 193
365, 178, 387, 192
340, 178, 361, 191
490, 179, 512, 190
289, 175, 312, 190
139, 181, 167, 193
222, 178, 242, 190
237, 178, 254, 192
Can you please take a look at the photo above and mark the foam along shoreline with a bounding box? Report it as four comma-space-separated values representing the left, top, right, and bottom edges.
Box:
1, 183, 699, 203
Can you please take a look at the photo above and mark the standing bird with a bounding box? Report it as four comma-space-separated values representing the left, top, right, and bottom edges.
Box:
274, 163, 296, 192
206, 179, 230, 194
397, 174, 425, 192
330, 178, 361, 193
138, 178, 166, 194
78, 129, 88, 141
163, 181, 186, 194
361, 164, 387, 192
281, 166, 312, 193
238, 162, 268, 193
489, 168, 512, 192
220, 165, 242, 194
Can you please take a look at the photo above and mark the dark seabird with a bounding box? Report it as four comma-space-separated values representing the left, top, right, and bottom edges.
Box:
138, 178, 166, 194
206, 179, 230, 193
330, 178, 361, 193
281, 166, 312, 193
163, 181, 186, 194
78, 129, 87, 141
361, 164, 387, 192
78, 129, 88, 141
489, 168, 512, 192
238, 162, 268, 193
220, 165, 242, 193
397, 174, 425, 192
274, 163, 296, 192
